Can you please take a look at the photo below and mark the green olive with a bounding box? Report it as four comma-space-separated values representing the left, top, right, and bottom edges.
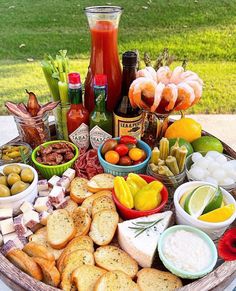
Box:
11, 181, 29, 195
0, 184, 11, 197
0, 176, 8, 186
21, 168, 34, 183
7, 173, 21, 186
3, 164, 22, 176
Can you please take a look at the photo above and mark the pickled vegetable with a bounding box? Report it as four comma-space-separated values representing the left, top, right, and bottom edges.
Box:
7, 173, 21, 186
21, 168, 34, 183
3, 165, 22, 176
11, 181, 29, 195
159, 138, 169, 160
0, 145, 29, 162
0, 185, 11, 197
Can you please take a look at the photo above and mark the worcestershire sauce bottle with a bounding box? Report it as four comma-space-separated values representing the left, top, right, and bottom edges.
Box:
113, 51, 142, 139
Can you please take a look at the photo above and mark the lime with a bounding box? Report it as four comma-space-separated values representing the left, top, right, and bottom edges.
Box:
198, 204, 235, 222
202, 187, 223, 214
179, 190, 192, 208
168, 138, 194, 157
184, 185, 217, 218
191, 136, 223, 153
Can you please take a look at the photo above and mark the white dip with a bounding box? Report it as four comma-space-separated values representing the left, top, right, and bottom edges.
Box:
162, 230, 212, 273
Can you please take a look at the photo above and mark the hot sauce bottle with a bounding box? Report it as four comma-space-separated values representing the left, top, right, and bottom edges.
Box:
89, 74, 112, 149
67, 73, 90, 151
113, 51, 142, 139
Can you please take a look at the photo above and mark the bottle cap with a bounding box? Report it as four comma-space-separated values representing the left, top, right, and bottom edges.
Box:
122, 51, 137, 67
94, 74, 107, 86
68, 73, 81, 84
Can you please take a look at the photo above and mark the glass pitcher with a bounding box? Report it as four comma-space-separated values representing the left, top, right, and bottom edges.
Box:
84, 6, 123, 113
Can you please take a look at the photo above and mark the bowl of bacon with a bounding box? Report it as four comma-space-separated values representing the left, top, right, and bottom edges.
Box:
31, 140, 79, 179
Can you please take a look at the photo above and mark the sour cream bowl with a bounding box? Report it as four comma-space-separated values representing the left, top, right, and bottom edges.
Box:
158, 225, 218, 279
174, 181, 236, 240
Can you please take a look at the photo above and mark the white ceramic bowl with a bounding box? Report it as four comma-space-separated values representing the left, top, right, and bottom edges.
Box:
174, 181, 236, 240
0, 163, 38, 214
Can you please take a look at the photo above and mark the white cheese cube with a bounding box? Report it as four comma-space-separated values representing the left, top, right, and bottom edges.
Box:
49, 185, 65, 205
56, 176, 70, 190
0, 208, 13, 220
0, 218, 15, 235
34, 197, 51, 212
37, 179, 49, 191
3, 232, 17, 244
54, 196, 70, 209
63, 168, 76, 181
38, 189, 50, 197
48, 175, 60, 187
118, 211, 173, 268
23, 210, 39, 229
13, 215, 27, 236
20, 201, 34, 213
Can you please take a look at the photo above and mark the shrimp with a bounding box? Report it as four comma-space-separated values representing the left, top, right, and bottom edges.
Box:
186, 80, 203, 105
136, 66, 157, 82
181, 70, 203, 86
156, 66, 172, 85
161, 83, 178, 111
169, 66, 184, 84
174, 82, 195, 111
129, 77, 156, 109
150, 82, 165, 112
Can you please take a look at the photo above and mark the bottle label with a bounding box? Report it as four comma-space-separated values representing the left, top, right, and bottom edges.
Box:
113, 113, 143, 139
69, 123, 89, 151
90, 125, 112, 150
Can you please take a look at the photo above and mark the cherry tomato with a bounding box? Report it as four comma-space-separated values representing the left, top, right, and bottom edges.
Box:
115, 144, 129, 157
119, 156, 132, 166
101, 139, 118, 155
132, 159, 143, 165
105, 150, 120, 164
120, 136, 137, 145
128, 148, 144, 161
140, 149, 147, 160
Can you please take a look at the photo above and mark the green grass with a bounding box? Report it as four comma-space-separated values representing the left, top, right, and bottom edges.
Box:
0, 0, 236, 114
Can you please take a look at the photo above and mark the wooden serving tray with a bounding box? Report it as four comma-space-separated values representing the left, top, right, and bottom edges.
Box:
0, 126, 235, 291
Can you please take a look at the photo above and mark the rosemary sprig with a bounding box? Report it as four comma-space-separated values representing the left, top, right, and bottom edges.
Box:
128, 218, 163, 238
19, 146, 27, 164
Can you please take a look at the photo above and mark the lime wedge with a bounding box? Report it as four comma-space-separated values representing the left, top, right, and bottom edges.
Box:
184, 185, 217, 218
202, 187, 223, 214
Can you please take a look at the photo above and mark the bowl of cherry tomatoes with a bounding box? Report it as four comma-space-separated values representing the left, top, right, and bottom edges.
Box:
98, 136, 151, 176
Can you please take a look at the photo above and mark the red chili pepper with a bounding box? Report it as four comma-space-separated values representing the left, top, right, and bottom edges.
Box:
115, 144, 129, 157
120, 136, 137, 145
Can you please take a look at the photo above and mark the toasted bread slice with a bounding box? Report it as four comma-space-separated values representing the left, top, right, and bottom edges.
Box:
95, 270, 140, 291
23, 242, 55, 262
89, 210, 119, 246
91, 196, 116, 218
47, 209, 76, 250
61, 250, 94, 291
137, 268, 183, 291
70, 177, 93, 204
72, 265, 106, 291
34, 257, 60, 287
29, 227, 64, 260
94, 246, 138, 279
57, 236, 94, 273
72, 207, 91, 236
7, 249, 43, 281
81, 190, 112, 216
87, 174, 115, 193
64, 198, 78, 213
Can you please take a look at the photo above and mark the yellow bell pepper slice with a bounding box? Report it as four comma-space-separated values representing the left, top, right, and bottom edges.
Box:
127, 173, 147, 189
114, 176, 134, 209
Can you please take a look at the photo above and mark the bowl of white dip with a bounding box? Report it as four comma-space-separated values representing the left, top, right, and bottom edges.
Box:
158, 225, 217, 279
174, 181, 236, 240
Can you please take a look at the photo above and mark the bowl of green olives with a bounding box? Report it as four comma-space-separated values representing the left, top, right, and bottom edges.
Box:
0, 163, 38, 213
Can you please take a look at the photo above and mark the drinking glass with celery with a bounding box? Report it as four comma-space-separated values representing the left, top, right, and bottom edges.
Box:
41, 50, 70, 140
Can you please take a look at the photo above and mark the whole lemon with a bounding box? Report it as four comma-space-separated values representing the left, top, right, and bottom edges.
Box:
165, 118, 201, 142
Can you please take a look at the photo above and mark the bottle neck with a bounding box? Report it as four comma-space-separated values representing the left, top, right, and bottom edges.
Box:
121, 66, 137, 96
94, 86, 106, 112
69, 84, 83, 105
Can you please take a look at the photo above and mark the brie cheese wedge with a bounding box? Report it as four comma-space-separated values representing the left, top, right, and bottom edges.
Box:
118, 211, 173, 268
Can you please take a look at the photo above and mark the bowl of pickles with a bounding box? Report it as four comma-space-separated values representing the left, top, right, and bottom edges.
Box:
0, 142, 32, 166
0, 163, 38, 213
147, 137, 187, 189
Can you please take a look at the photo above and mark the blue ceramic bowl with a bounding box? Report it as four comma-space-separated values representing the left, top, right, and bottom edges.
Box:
98, 138, 151, 177
158, 225, 218, 279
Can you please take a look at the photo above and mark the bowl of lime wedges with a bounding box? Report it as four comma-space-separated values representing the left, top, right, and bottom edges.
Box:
174, 181, 236, 240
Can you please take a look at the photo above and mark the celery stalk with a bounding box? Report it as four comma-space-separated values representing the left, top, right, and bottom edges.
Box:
41, 61, 60, 101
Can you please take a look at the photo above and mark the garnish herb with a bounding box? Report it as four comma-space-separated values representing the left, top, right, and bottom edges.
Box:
128, 218, 163, 238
